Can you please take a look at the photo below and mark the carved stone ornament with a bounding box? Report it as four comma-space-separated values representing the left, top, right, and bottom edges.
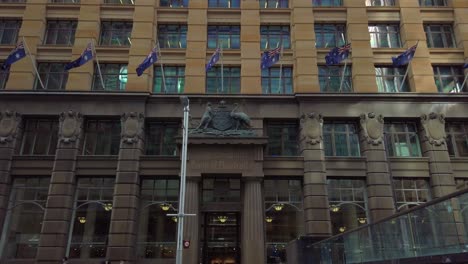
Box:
0, 110, 21, 144
121, 112, 144, 144
421, 112, 446, 146
360, 112, 384, 145
300, 112, 323, 145
59, 110, 83, 144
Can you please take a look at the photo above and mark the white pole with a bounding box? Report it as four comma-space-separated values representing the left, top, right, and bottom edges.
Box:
157, 42, 167, 93
220, 43, 224, 93
339, 59, 347, 93
460, 72, 468, 92
22, 37, 45, 90
398, 41, 419, 93
278, 44, 284, 94
91, 39, 106, 90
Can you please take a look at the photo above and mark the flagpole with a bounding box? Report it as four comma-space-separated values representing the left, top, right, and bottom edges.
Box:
339, 58, 347, 93
398, 41, 419, 93
278, 43, 284, 94
460, 73, 468, 92
91, 39, 106, 90
220, 41, 224, 93
22, 37, 45, 90
156, 42, 167, 93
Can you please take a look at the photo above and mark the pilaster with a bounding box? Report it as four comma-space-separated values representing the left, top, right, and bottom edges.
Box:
452, 0, 468, 57
182, 178, 200, 264
241, 1, 261, 94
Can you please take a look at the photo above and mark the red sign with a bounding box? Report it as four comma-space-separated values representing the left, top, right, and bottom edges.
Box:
183, 240, 190, 248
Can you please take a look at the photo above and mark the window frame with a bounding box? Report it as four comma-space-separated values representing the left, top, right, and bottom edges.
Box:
261, 66, 293, 94
375, 66, 410, 93
159, 0, 188, 7
393, 178, 431, 211
419, 0, 447, 7
260, 25, 291, 50
92, 63, 128, 91
43, 20, 77, 46
207, 25, 241, 49
208, 0, 240, 8
35, 62, 69, 90
323, 121, 360, 157
365, 0, 395, 6
145, 121, 179, 156
0, 19, 21, 45
20, 118, 59, 155
314, 24, 347, 48
154, 65, 185, 94
99, 21, 133, 46
433, 65, 466, 93
157, 24, 187, 49
312, 0, 343, 7
259, 0, 288, 8
266, 121, 299, 156
445, 122, 468, 157
318, 65, 353, 92
82, 119, 121, 155
384, 122, 422, 157
206, 66, 241, 94
368, 24, 401, 48
424, 24, 456, 48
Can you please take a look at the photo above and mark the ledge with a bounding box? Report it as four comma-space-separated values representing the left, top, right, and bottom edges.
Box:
140, 155, 180, 161
184, 136, 269, 145
12, 155, 55, 161
264, 156, 304, 161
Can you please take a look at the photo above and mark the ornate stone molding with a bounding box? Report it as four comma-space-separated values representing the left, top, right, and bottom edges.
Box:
421, 112, 446, 146
360, 112, 384, 146
0, 110, 21, 144
59, 110, 83, 144
121, 112, 145, 144
300, 112, 323, 145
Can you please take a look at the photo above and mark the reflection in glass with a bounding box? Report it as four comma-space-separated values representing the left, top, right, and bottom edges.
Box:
318, 65, 352, 92
266, 122, 299, 156
375, 66, 409, 93
262, 67, 293, 94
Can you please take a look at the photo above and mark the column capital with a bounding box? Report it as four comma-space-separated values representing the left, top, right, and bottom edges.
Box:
360, 112, 384, 146
121, 112, 145, 144
300, 112, 323, 147
0, 110, 21, 145
420, 112, 446, 146
59, 110, 83, 144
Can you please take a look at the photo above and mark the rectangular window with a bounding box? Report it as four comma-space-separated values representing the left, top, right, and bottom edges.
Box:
369, 24, 401, 48
154, 66, 185, 93
446, 122, 468, 157
160, 0, 188, 7
266, 121, 299, 156
92, 63, 127, 91
424, 24, 456, 48
83, 119, 121, 155
315, 24, 346, 48
99, 21, 132, 46
261, 67, 293, 94
44, 20, 77, 45
0, 20, 21, 45
158, 24, 187, 49
50, 0, 80, 3
393, 178, 430, 211
208, 0, 240, 8
0, 68, 7, 89
365, 0, 395, 6
323, 122, 360, 157
206, 66, 240, 94
433, 65, 466, 93
419, 0, 447, 6
260, 25, 290, 50
260, 0, 288, 8
375, 66, 410, 92
318, 65, 352, 92
313, 0, 342, 7
36, 62, 69, 90
104, 0, 134, 4
207, 25, 240, 49
145, 122, 179, 156
20, 119, 59, 155
384, 122, 422, 157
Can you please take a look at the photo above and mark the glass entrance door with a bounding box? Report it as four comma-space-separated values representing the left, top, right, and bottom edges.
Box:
202, 212, 240, 264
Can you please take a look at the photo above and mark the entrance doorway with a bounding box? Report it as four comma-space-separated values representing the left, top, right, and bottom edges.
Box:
202, 212, 240, 264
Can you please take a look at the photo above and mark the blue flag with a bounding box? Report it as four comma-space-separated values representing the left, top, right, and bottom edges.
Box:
65, 43, 94, 71
206, 48, 220, 72
1, 41, 26, 70
136, 48, 158, 76
392, 44, 417, 67
325, 43, 351, 66
261, 47, 281, 69
464, 63, 468, 69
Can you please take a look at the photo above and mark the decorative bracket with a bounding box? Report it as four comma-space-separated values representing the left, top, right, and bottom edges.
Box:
360, 112, 384, 146
121, 112, 145, 144
421, 112, 446, 146
59, 110, 83, 144
0, 110, 21, 144
300, 112, 323, 146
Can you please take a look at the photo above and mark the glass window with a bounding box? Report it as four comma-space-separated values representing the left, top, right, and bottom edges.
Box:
92, 63, 128, 91
261, 67, 293, 94
208, 0, 240, 8
137, 178, 179, 259
154, 66, 185, 93
375, 66, 410, 92
50, 0, 80, 3
0, 177, 49, 259
365, 0, 395, 6
260, 0, 288, 8
424, 24, 456, 48
455, 179, 468, 190
313, 0, 342, 6
69, 178, 115, 259
0, 20, 21, 45
323, 122, 360, 157
328, 179, 368, 235
145, 122, 179, 156
318, 65, 352, 92
158, 24, 187, 49
202, 177, 241, 203
0, 67, 8, 89
99, 21, 132, 46
44, 20, 77, 45
206, 66, 240, 94
433, 65, 466, 93
36, 62, 69, 90
83, 119, 121, 155
160, 0, 188, 7
393, 178, 430, 211
369, 24, 401, 48
260, 25, 290, 50
207, 25, 240, 49
384, 122, 422, 157
20, 119, 59, 155
419, 0, 447, 6
266, 121, 299, 156
446, 122, 468, 157
315, 24, 346, 48
104, 0, 134, 4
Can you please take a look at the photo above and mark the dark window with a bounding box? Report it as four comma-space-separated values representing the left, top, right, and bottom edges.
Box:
0, 67, 7, 89
424, 24, 456, 48
20, 119, 59, 155
259, 0, 288, 8
160, 0, 188, 7
419, 0, 447, 6
0, 20, 21, 45
375, 66, 410, 92
261, 67, 293, 94
145, 122, 178, 156
202, 177, 241, 203
315, 24, 346, 48
384, 122, 422, 157
207, 25, 240, 49
44, 20, 77, 45
369, 24, 401, 48
92, 63, 128, 91
318, 65, 352, 92
446, 122, 468, 157
36, 62, 69, 90
260, 25, 290, 50
208, 0, 240, 8
393, 178, 430, 211
83, 119, 121, 155
313, 0, 342, 6
206, 66, 240, 94
266, 121, 299, 156
154, 66, 185, 93
99, 21, 132, 46
104, 0, 134, 4
433, 65, 466, 93
323, 122, 360, 157
158, 24, 187, 49
50, 0, 80, 3
365, 0, 395, 6
0, 0, 27, 2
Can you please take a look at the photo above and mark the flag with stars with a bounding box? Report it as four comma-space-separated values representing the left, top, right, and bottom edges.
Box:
1, 41, 26, 70
463, 62, 468, 69
136, 48, 158, 76
392, 44, 417, 67
261, 47, 281, 69
65, 43, 94, 71
325, 43, 351, 66
206, 48, 220, 72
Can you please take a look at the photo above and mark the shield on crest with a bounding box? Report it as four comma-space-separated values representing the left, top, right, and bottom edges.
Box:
212, 109, 234, 131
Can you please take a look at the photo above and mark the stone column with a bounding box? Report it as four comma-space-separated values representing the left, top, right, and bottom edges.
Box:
241, 178, 264, 264
240, 1, 261, 94
359, 113, 395, 222
300, 113, 331, 238
107, 113, 144, 263
37, 111, 83, 263
182, 178, 200, 264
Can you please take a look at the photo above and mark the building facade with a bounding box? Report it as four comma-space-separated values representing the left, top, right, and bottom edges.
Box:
0, 0, 467, 264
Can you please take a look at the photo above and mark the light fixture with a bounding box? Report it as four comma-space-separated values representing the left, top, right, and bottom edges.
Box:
273, 203, 284, 211
218, 215, 228, 223
160, 203, 171, 211
330, 204, 340, 213
78, 216, 86, 224
104, 203, 113, 211
265, 216, 274, 223
339, 226, 346, 233
171, 216, 178, 223
358, 217, 367, 224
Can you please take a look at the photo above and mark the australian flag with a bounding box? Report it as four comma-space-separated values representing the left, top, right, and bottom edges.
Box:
206, 48, 220, 72
65, 43, 93, 71
392, 44, 417, 67
464, 63, 468, 69
325, 43, 351, 66
261, 47, 281, 69
136, 48, 158, 76
1, 41, 26, 70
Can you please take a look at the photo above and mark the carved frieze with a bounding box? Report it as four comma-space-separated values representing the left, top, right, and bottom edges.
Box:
300, 112, 323, 145
421, 112, 446, 146
360, 112, 384, 146
0, 110, 21, 144
121, 112, 145, 144
59, 110, 82, 144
